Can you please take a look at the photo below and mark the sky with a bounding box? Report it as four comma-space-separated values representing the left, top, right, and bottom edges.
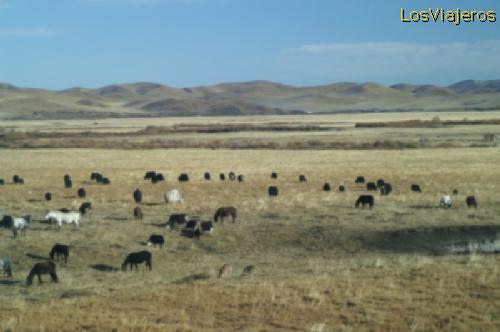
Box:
0, 0, 499, 89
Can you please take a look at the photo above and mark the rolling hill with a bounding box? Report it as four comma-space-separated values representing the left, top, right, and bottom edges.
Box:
0, 79, 499, 120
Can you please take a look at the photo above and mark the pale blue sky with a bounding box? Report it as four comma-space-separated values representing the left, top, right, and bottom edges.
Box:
0, 0, 499, 89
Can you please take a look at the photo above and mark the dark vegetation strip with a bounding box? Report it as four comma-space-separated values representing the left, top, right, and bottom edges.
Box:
355, 119, 500, 128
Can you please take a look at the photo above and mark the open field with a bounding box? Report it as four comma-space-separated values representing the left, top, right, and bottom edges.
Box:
1, 146, 500, 331
1, 112, 500, 150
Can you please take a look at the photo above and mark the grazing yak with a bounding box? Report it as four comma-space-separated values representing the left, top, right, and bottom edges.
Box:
355, 176, 365, 184
79, 202, 92, 215
376, 179, 385, 188
13, 175, 23, 184
100, 177, 111, 185
133, 188, 142, 204
49, 244, 69, 264
64, 178, 72, 189
218, 264, 232, 278
167, 214, 189, 229
204, 172, 211, 181
0, 179, 4, 185
26, 261, 58, 286
229, 172, 236, 181
366, 182, 377, 191
466, 196, 478, 208
165, 189, 183, 204
323, 183, 331, 192
77, 188, 86, 198
214, 207, 237, 223
440, 195, 453, 208
45, 192, 52, 201
237, 175, 245, 182
219, 173, 226, 181
268, 186, 279, 197
271, 172, 278, 179
380, 183, 392, 196
338, 185, 346, 192
178, 173, 189, 182
0, 258, 13, 277
91, 172, 103, 181
299, 175, 307, 182
411, 184, 422, 192
147, 235, 165, 248
355, 195, 374, 209
144, 171, 156, 180
134, 207, 144, 220
154, 174, 164, 182
122, 251, 152, 271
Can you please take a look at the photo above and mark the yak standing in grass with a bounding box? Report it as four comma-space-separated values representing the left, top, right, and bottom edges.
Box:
26, 261, 58, 286
122, 251, 152, 271
133, 188, 142, 204
49, 244, 69, 264
355, 195, 374, 209
214, 207, 238, 223
268, 186, 279, 197
466, 196, 478, 208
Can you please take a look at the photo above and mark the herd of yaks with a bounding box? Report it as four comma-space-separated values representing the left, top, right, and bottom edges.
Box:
0, 170, 479, 285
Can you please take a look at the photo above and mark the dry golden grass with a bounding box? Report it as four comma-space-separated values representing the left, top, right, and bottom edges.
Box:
0, 142, 500, 330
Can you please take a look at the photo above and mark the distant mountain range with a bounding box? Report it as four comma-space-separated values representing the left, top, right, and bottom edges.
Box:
0, 79, 499, 120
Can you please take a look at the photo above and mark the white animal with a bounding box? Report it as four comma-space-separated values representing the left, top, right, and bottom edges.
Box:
0, 258, 12, 277
12, 215, 31, 236
45, 211, 81, 227
439, 195, 453, 208
165, 189, 183, 204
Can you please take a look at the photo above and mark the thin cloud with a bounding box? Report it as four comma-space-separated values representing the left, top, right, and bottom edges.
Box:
0, 0, 11, 9
279, 40, 500, 85
0, 27, 55, 37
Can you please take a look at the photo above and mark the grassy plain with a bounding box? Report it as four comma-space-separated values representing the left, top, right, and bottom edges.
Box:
0, 114, 500, 331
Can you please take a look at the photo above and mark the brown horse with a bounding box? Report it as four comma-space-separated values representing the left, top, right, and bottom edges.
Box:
214, 207, 237, 223
26, 261, 58, 286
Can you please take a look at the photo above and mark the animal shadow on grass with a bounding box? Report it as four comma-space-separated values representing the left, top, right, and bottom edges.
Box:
0, 280, 21, 286
26, 253, 50, 261
143, 202, 163, 207
148, 222, 169, 228
409, 205, 440, 209
172, 273, 211, 284
90, 264, 119, 272
104, 216, 127, 221
27, 199, 43, 203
